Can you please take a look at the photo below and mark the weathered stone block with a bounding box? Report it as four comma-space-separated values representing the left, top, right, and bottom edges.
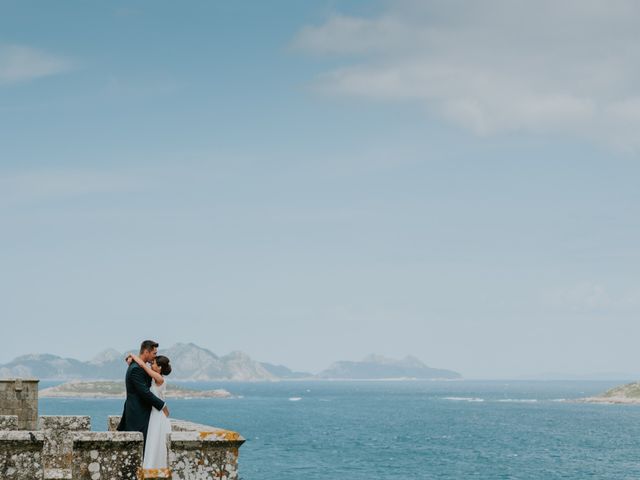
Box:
0, 415, 19, 430
40, 416, 91, 432
72, 431, 143, 480
0, 379, 39, 430
40, 416, 91, 476
168, 420, 243, 480
44, 468, 72, 479
0, 430, 45, 479
169, 435, 241, 480
107, 415, 121, 432
25, 406, 39, 420
2, 402, 17, 410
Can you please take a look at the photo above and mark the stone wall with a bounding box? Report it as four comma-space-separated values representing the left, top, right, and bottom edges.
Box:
40, 415, 92, 479
0, 430, 45, 479
0, 379, 39, 430
0, 380, 245, 480
0, 406, 244, 479
109, 416, 245, 480
0, 417, 142, 480
72, 431, 143, 480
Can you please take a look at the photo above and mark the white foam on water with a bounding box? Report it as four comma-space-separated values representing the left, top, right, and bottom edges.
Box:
289, 397, 302, 401
443, 396, 485, 402
497, 399, 538, 403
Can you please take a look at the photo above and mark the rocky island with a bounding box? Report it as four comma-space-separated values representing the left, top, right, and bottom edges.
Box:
39, 381, 232, 399
579, 381, 640, 404
318, 354, 461, 380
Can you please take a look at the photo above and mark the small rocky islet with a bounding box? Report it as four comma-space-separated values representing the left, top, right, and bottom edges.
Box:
39, 380, 232, 399
578, 381, 640, 404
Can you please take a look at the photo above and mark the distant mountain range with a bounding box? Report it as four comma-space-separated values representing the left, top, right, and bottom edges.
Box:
0, 343, 461, 381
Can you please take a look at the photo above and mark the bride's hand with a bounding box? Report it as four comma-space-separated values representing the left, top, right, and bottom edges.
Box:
130, 354, 145, 366
125, 354, 133, 365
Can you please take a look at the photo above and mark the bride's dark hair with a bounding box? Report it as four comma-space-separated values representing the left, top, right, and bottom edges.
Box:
155, 355, 172, 376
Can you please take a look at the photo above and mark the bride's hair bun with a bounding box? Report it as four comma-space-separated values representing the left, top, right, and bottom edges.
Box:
156, 355, 172, 376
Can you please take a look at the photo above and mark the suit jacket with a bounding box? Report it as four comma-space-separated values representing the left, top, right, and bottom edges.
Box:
117, 362, 165, 442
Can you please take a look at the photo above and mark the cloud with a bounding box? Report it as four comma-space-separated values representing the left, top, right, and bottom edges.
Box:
0, 45, 71, 85
293, 0, 640, 149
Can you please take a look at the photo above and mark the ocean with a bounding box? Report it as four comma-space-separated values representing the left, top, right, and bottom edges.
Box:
39, 380, 640, 479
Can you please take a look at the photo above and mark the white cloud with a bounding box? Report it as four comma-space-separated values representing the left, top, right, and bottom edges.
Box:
0, 45, 71, 85
293, 0, 640, 149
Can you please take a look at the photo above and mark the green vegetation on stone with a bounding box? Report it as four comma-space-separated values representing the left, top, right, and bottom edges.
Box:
601, 382, 640, 399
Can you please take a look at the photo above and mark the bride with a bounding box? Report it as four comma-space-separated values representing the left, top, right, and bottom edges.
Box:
128, 353, 173, 469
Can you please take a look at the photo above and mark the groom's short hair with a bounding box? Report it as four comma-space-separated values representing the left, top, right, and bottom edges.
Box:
140, 340, 159, 354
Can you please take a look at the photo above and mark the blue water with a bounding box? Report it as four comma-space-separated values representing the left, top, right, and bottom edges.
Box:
39, 380, 640, 479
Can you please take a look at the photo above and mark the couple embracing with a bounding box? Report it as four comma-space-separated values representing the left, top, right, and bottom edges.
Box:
117, 340, 172, 469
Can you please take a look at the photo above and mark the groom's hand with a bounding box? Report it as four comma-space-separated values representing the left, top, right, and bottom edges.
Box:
162, 405, 170, 417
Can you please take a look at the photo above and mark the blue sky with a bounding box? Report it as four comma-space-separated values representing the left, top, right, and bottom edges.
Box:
2, 1, 640, 378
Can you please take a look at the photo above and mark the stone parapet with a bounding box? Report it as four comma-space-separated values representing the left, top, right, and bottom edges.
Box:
40, 415, 91, 479
169, 419, 244, 480
169, 433, 241, 480
72, 431, 143, 480
0, 379, 244, 479
109, 416, 245, 479
0, 430, 45, 479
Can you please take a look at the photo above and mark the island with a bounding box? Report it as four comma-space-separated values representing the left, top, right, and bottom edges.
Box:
579, 381, 640, 404
318, 354, 461, 380
39, 381, 233, 399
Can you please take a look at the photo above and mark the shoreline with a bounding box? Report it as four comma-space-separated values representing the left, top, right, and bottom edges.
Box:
39, 381, 233, 399
573, 396, 640, 405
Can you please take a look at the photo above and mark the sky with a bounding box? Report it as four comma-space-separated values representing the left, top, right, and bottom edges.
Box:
1, 0, 640, 378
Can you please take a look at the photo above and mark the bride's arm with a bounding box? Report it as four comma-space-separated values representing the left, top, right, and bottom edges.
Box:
129, 354, 164, 385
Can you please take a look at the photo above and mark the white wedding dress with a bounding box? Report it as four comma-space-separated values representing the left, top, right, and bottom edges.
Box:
143, 381, 172, 469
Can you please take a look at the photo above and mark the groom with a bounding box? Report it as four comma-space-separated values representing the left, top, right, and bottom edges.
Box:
117, 340, 169, 445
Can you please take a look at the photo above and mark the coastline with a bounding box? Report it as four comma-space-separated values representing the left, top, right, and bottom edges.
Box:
39, 381, 232, 399
573, 396, 640, 405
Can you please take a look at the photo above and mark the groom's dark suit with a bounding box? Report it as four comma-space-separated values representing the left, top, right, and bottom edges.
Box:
117, 362, 165, 443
